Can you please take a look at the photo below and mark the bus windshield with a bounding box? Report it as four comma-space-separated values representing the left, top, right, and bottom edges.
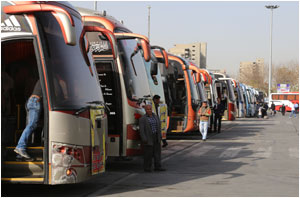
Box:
196, 82, 207, 102
226, 79, 236, 102
36, 12, 103, 109
144, 59, 166, 103
238, 87, 245, 103
117, 39, 151, 101
247, 90, 253, 104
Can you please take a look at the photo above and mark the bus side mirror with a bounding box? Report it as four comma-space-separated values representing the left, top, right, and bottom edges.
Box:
150, 62, 158, 76
196, 73, 201, 83
162, 49, 169, 68
151, 46, 169, 68
140, 39, 151, 62
80, 25, 117, 59
114, 33, 151, 62
4, 3, 76, 45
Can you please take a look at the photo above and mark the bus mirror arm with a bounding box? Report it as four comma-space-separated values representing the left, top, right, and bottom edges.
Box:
136, 95, 151, 106
81, 25, 117, 59
87, 101, 111, 113
4, 3, 76, 45
130, 51, 138, 76
79, 30, 92, 75
151, 46, 169, 68
150, 62, 158, 76
114, 33, 150, 62
74, 106, 89, 116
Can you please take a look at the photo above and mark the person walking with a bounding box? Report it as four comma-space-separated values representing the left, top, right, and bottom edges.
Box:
270, 102, 276, 116
214, 98, 225, 133
139, 104, 166, 172
281, 104, 286, 116
289, 102, 297, 118
153, 95, 168, 148
14, 80, 42, 159
198, 101, 211, 141
295, 102, 299, 113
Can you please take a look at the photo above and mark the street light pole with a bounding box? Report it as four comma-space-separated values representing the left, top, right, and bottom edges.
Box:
265, 5, 279, 100
94, 1, 97, 11
147, 5, 151, 40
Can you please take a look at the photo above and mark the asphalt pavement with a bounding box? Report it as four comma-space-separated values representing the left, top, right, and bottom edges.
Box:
1, 112, 299, 197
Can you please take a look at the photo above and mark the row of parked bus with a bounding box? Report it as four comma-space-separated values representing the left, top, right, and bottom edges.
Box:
1, 1, 264, 185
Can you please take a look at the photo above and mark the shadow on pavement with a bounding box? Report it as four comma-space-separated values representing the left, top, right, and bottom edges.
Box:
1, 118, 275, 197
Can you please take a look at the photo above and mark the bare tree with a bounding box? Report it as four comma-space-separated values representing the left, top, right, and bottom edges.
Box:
272, 60, 299, 92
239, 60, 299, 94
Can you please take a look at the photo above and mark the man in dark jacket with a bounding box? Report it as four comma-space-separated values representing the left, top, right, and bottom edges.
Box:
214, 98, 225, 133
281, 104, 286, 116
139, 104, 166, 172
271, 102, 276, 116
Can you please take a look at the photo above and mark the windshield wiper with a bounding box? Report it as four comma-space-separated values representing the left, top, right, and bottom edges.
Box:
87, 100, 111, 113
137, 95, 151, 105
74, 106, 89, 116
130, 50, 138, 76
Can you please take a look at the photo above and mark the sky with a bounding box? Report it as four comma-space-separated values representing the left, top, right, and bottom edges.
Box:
70, 1, 299, 77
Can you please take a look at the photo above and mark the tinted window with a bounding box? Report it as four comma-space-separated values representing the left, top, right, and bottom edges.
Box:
197, 82, 208, 102
226, 79, 236, 102
117, 39, 150, 100
36, 13, 103, 109
187, 70, 200, 102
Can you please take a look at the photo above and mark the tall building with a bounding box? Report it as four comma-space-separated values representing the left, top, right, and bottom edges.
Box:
239, 58, 264, 82
168, 42, 207, 68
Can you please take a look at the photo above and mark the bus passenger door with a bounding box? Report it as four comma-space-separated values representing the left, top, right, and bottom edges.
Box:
90, 106, 106, 175
95, 60, 122, 157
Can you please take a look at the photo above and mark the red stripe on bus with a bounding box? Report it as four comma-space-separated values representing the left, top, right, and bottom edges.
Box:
127, 125, 140, 140
127, 98, 142, 109
228, 102, 236, 121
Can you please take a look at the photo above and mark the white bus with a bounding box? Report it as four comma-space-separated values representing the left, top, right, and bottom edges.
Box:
269, 92, 299, 111
1, 1, 108, 184
77, 7, 168, 157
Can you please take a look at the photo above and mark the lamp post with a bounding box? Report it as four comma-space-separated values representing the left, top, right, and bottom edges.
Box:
94, 1, 97, 11
265, 5, 279, 100
147, 5, 151, 40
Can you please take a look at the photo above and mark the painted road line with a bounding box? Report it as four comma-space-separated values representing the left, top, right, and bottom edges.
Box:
219, 147, 241, 159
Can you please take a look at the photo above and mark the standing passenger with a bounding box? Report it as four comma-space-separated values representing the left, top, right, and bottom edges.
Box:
214, 98, 225, 133
139, 104, 166, 172
153, 95, 168, 148
14, 80, 42, 159
295, 102, 299, 113
198, 101, 211, 141
281, 104, 286, 116
289, 102, 296, 118
271, 102, 276, 116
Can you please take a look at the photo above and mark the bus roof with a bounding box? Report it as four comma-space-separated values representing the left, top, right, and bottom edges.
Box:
77, 7, 131, 33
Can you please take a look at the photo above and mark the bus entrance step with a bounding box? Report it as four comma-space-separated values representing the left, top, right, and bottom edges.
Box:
1, 175, 44, 184
4, 147, 43, 161
2, 161, 44, 178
